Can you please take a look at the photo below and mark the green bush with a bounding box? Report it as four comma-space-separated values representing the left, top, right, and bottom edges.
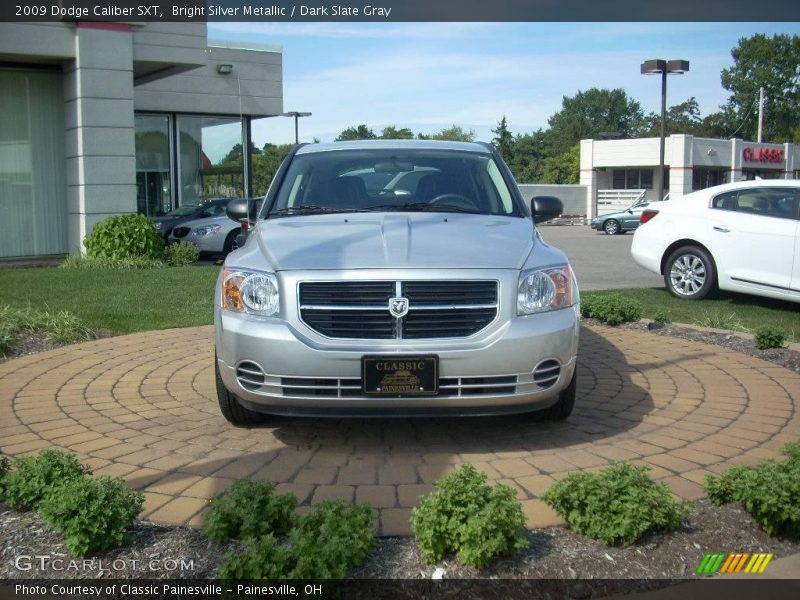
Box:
705, 442, 800, 537
204, 479, 297, 543
60, 255, 165, 270
410, 464, 528, 568
39, 475, 144, 557
754, 326, 787, 350
3, 449, 90, 510
0, 305, 94, 356
164, 242, 200, 267
83, 214, 164, 260
0, 456, 9, 500
581, 294, 643, 326
652, 308, 672, 325
541, 462, 688, 546
218, 500, 375, 579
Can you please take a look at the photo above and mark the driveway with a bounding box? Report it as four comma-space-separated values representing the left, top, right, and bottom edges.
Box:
2, 324, 798, 535
537, 225, 663, 290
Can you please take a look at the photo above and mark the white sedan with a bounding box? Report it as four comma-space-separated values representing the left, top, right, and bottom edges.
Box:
631, 179, 800, 302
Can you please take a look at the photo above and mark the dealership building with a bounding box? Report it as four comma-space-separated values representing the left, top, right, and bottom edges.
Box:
580, 135, 800, 216
0, 21, 283, 260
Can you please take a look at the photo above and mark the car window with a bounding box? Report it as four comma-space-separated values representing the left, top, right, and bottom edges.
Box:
271, 149, 521, 216
712, 188, 799, 220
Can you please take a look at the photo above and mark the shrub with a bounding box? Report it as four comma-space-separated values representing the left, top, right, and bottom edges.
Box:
0, 305, 94, 356
39, 475, 144, 557
652, 308, 672, 325
754, 326, 787, 350
204, 479, 297, 543
218, 500, 376, 579
541, 462, 688, 546
410, 464, 528, 568
60, 255, 165, 270
580, 294, 643, 326
83, 214, 164, 260
0, 456, 9, 500
705, 442, 800, 537
3, 449, 90, 510
164, 242, 201, 267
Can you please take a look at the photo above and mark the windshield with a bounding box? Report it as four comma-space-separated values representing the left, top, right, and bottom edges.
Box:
268, 149, 520, 217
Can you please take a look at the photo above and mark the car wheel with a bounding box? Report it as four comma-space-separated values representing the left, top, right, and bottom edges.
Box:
223, 229, 240, 254
532, 366, 576, 421
215, 353, 266, 426
664, 245, 716, 300
603, 219, 620, 235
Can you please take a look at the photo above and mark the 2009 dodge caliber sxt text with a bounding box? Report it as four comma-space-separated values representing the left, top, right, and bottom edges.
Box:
214, 140, 580, 425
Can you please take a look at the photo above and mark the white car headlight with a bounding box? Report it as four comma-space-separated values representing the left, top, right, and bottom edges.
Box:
517, 265, 575, 315
222, 268, 279, 317
194, 224, 221, 236
154, 221, 163, 230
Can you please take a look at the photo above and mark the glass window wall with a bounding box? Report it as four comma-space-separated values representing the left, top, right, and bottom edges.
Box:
135, 114, 172, 217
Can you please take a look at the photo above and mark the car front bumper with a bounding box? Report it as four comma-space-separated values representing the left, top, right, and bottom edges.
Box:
215, 303, 579, 417
168, 231, 224, 253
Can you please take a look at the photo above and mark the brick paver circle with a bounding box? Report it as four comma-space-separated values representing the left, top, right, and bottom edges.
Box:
1, 324, 798, 535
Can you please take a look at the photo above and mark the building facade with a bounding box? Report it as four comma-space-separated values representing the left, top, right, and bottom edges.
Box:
580, 135, 800, 217
0, 21, 283, 259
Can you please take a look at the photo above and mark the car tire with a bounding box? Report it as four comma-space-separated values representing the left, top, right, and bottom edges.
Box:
223, 229, 241, 254
603, 219, 621, 235
533, 366, 576, 421
215, 353, 266, 426
664, 245, 716, 300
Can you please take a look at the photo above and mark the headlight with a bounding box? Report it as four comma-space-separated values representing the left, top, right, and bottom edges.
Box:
222, 268, 279, 317
194, 224, 221, 236
154, 221, 163, 230
517, 265, 575, 315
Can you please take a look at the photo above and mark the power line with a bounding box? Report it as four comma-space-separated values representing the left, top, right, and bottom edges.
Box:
729, 95, 759, 139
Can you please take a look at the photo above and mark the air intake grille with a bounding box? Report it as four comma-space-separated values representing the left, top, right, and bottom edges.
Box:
236, 361, 266, 391
533, 360, 561, 389
298, 280, 498, 340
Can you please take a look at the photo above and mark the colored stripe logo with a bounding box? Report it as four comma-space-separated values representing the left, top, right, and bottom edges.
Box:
696, 552, 773, 574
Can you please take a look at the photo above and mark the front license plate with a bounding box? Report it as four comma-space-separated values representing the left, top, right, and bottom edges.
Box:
362, 355, 438, 396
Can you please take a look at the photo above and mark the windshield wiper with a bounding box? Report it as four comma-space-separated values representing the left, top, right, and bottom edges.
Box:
269, 206, 366, 217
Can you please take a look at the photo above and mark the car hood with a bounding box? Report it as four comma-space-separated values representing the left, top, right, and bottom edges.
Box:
253, 213, 535, 270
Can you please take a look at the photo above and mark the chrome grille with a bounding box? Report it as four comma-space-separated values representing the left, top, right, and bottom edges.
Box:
298, 280, 498, 339
274, 375, 516, 398
533, 360, 561, 389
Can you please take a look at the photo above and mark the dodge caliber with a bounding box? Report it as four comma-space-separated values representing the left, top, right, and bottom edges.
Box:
214, 140, 580, 425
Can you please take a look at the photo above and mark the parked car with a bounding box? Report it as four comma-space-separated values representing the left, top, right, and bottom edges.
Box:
150, 199, 231, 240
214, 140, 580, 425
631, 179, 800, 302
590, 198, 657, 235
168, 198, 259, 256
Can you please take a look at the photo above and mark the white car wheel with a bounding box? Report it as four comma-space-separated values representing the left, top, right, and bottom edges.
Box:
664, 246, 715, 300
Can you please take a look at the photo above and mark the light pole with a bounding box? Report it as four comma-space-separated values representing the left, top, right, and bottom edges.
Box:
282, 111, 312, 144
641, 59, 689, 202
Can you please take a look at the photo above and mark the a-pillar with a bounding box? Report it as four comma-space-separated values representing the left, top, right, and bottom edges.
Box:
65, 22, 137, 255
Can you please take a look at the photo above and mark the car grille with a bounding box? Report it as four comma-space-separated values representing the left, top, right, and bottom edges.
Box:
533, 359, 561, 389
171, 226, 190, 238
298, 280, 498, 339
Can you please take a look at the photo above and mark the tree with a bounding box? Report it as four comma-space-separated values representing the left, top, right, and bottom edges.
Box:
717, 33, 800, 142
251, 143, 294, 196
380, 126, 414, 139
537, 144, 580, 185
506, 130, 549, 183
335, 125, 377, 141
547, 88, 645, 155
429, 125, 476, 142
492, 116, 514, 163
639, 97, 715, 137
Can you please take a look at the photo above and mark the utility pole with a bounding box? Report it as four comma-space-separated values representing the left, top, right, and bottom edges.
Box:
757, 87, 764, 143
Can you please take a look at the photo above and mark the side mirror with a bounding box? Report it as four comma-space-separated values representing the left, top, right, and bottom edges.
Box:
530, 196, 563, 224
226, 198, 258, 222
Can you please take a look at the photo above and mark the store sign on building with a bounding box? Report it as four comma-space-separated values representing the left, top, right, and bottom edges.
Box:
743, 146, 784, 164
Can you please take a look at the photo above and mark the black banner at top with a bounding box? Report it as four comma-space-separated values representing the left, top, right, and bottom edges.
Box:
2, 0, 800, 22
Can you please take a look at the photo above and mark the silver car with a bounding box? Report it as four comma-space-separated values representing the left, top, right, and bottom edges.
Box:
169, 199, 259, 255
214, 140, 580, 424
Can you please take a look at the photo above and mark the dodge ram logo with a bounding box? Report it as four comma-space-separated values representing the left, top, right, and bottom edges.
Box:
389, 297, 409, 318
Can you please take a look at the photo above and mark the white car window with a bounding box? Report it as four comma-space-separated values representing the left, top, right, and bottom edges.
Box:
712, 187, 799, 220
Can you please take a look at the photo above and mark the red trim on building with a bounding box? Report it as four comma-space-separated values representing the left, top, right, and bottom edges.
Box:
76, 22, 132, 32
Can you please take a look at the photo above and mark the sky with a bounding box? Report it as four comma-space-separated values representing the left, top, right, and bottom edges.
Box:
207, 22, 800, 147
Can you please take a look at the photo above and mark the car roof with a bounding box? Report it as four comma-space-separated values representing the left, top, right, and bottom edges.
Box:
295, 139, 491, 155
694, 179, 800, 195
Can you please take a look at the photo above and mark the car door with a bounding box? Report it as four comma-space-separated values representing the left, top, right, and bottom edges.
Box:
707, 187, 798, 293
622, 201, 650, 230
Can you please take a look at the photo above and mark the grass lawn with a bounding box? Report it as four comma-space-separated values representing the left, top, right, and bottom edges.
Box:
0, 266, 220, 334
583, 288, 800, 342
